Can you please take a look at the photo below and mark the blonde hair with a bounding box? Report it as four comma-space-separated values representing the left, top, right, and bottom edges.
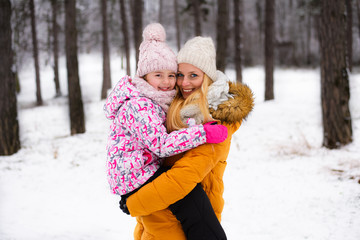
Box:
166, 74, 213, 132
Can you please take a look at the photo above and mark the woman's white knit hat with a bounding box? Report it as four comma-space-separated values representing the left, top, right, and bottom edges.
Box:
177, 36, 217, 81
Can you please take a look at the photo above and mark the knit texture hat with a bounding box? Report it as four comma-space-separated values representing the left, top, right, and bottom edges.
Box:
177, 36, 217, 81
136, 23, 177, 77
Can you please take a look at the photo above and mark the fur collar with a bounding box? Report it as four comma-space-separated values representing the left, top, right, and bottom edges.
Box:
209, 81, 254, 124
180, 75, 254, 124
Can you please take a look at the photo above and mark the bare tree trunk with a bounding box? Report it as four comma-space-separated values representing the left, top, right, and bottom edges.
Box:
0, 0, 21, 156
192, 0, 202, 36
256, 0, 263, 41
319, 0, 352, 149
119, 0, 131, 75
306, 6, 312, 65
345, 0, 353, 72
357, 0, 360, 39
101, 0, 112, 100
51, 0, 61, 97
12, 5, 23, 94
65, 0, 85, 135
233, 0, 243, 82
174, 0, 181, 51
216, 0, 229, 72
131, 0, 143, 69
264, 0, 275, 101
29, 0, 42, 106
159, 0, 163, 24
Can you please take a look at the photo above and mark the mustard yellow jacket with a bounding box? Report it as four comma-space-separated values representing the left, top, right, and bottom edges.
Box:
126, 82, 254, 240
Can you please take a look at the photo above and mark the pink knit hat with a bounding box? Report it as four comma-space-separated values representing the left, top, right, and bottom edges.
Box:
136, 23, 177, 77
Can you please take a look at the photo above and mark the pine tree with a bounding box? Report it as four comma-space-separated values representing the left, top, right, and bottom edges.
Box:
29, 0, 43, 105
216, 0, 229, 72
65, 0, 85, 135
51, 0, 61, 97
101, 0, 112, 100
264, 0, 275, 100
319, 0, 352, 149
0, 0, 21, 155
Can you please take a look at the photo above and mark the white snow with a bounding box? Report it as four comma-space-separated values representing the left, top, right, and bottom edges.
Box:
1, 54, 359, 240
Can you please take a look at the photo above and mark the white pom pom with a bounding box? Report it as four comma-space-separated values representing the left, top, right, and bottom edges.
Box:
142, 23, 166, 42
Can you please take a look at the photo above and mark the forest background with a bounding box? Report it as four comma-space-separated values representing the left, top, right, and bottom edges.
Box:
11, 0, 360, 79
1, 1, 360, 239
1, 0, 359, 164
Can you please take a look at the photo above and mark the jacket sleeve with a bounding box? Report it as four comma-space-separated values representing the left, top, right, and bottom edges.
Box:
126, 134, 232, 217
129, 99, 207, 158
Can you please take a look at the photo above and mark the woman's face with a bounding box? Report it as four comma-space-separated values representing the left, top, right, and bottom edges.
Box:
176, 63, 204, 99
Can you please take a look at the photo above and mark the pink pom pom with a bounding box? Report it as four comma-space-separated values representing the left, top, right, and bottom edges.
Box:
142, 23, 166, 42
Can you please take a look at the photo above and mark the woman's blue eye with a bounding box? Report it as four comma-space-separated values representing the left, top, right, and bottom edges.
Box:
191, 74, 198, 78
177, 73, 184, 77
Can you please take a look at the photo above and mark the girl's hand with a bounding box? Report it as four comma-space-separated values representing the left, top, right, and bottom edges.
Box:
203, 122, 228, 143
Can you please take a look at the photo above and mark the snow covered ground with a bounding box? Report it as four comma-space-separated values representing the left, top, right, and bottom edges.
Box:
1, 54, 359, 240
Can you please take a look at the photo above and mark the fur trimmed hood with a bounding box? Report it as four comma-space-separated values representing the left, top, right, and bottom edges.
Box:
210, 81, 254, 124
180, 76, 254, 125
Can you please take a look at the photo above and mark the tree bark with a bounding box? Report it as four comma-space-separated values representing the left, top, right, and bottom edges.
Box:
345, 0, 353, 72
51, 0, 61, 97
130, 0, 143, 68
0, 0, 21, 155
357, 0, 360, 39
256, 0, 263, 43
264, 0, 275, 101
174, 0, 181, 51
319, 0, 352, 149
159, 0, 163, 24
101, 0, 112, 100
119, 0, 131, 75
65, 0, 85, 135
305, 5, 312, 65
233, 0, 243, 82
192, 0, 202, 36
216, 0, 229, 72
29, 0, 43, 105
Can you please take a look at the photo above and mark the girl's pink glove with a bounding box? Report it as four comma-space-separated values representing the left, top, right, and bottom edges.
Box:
203, 121, 228, 143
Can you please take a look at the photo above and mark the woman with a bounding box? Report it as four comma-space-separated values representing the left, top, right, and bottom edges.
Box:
126, 36, 254, 240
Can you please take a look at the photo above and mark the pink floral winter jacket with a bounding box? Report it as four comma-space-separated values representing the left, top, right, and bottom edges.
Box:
104, 76, 207, 196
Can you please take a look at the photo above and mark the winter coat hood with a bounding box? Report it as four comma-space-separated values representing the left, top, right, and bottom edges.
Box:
210, 79, 254, 124
103, 76, 140, 120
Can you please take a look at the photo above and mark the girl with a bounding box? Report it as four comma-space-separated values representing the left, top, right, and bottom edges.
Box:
104, 24, 227, 230
125, 36, 255, 240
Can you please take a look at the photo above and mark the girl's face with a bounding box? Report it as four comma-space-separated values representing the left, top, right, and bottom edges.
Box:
145, 70, 176, 91
176, 63, 204, 99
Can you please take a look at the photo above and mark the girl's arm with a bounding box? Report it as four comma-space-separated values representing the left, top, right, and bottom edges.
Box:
129, 98, 208, 157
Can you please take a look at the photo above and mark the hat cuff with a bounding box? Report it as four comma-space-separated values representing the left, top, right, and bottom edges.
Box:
137, 60, 178, 77
178, 53, 217, 81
